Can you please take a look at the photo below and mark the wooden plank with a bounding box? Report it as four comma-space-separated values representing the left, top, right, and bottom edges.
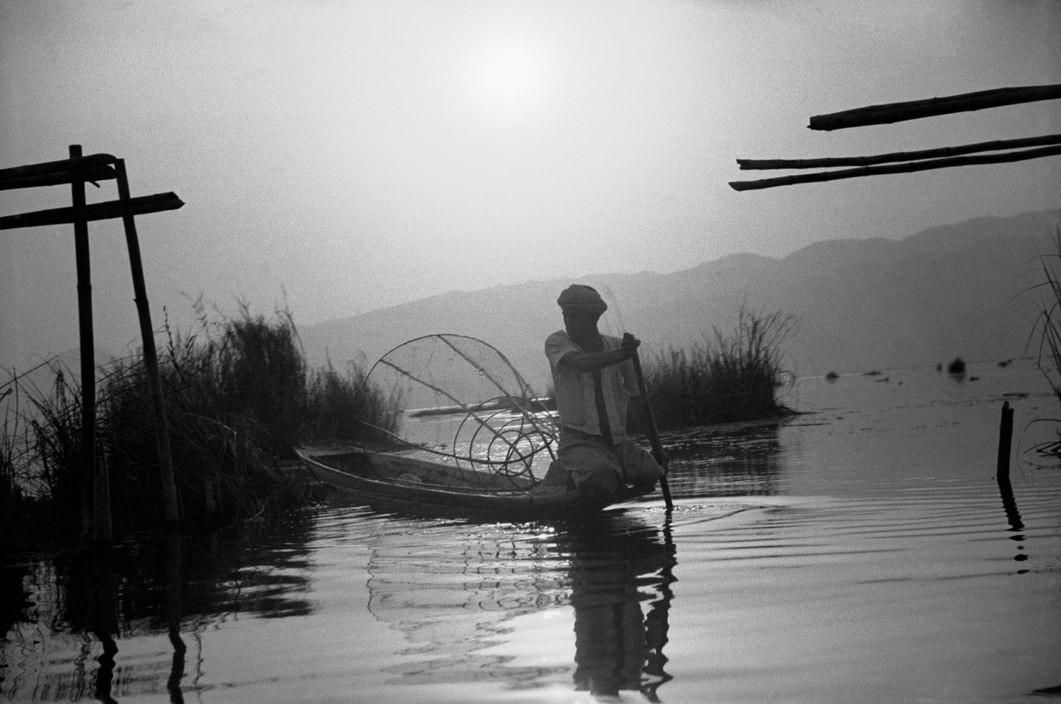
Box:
737, 134, 1061, 170
0, 192, 184, 230
809, 84, 1061, 131
729, 144, 1061, 191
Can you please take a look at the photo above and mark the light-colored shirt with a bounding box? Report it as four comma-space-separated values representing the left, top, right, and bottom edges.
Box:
545, 330, 639, 443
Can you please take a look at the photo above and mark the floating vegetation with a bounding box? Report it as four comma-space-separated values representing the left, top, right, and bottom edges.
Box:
641, 306, 793, 429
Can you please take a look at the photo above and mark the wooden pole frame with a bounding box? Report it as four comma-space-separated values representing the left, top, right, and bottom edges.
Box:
0, 145, 184, 543
732, 84, 1061, 190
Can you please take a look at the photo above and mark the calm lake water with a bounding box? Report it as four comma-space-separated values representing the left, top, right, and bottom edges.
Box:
3, 359, 1061, 703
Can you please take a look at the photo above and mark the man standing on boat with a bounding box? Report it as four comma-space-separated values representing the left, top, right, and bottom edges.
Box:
541, 284, 664, 500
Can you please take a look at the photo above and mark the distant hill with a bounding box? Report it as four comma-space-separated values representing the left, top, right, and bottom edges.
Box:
300, 210, 1061, 390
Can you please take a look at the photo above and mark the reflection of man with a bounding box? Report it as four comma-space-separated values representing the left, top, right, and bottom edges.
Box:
542, 284, 663, 501
568, 516, 675, 699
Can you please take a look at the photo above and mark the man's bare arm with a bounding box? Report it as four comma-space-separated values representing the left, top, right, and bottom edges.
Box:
558, 334, 641, 373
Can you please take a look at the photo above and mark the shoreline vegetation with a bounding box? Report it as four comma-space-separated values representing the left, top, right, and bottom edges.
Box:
1, 302, 398, 552
2, 303, 794, 551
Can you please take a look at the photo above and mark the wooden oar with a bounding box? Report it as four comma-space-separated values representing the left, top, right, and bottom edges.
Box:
629, 346, 674, 511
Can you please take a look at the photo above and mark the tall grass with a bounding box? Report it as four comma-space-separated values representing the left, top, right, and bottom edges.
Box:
1027, 226, 1061, 458
1, 303, 398, 544
1032, 228, 1061, 407
1, 379, 31, 545
1, 364, 91, 545
642, 306, 792, 429
302, 358, 395, 443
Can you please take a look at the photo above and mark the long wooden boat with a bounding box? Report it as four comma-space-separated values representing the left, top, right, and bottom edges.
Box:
295, 444, 654, 519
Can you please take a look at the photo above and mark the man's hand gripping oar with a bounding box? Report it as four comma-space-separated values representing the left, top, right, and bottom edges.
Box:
624, 333, 674, 511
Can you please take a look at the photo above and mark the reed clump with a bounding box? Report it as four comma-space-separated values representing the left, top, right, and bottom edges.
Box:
1032, 228, 1061, 403
1029, 225, 1061, 457
1, 366, 88, 545
641, 307, 793, 429
0, 303, 397, 544
302, 358, 394, 442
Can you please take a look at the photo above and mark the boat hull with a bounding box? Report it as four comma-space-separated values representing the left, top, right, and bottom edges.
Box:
295, 445, 653, 519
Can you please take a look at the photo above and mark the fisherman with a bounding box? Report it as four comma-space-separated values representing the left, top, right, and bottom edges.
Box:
541, 284, 664, 500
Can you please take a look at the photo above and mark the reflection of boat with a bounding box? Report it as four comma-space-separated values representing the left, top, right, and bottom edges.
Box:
295, 445, 653, 518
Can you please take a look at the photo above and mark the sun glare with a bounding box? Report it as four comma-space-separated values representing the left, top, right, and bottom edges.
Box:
468, 41, 550, 117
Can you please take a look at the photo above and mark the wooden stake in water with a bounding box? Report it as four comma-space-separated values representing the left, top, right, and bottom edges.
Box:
997, 401, 1014, 478
995, 401, 1023, 534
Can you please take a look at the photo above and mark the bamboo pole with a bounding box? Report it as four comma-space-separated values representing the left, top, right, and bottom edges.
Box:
809, 84, 1061, 131
70, 145, 108, 547
729, 144, 1061, 191
737, 134, 1061, 170
115, 159, 181, 525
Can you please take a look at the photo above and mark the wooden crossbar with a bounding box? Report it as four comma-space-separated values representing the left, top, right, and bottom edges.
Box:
737, 134, 1061, 171
0, 192, 184, 229
729, 144, 1061, 191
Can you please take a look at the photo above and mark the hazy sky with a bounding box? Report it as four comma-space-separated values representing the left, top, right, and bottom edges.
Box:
2, 0, 1059, 367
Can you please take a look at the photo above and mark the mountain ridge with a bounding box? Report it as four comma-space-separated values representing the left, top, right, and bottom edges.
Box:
300, 209, 1061, 391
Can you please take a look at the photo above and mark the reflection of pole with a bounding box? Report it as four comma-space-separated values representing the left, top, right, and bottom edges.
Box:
996, 474, 1024, 533
996, 470, 1027, 566
86, 552, 119, 703
641, 517, 676, 703
165, 529, 187, 703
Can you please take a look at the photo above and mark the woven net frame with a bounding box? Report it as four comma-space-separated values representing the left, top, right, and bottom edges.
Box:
364, 334, 558, 486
